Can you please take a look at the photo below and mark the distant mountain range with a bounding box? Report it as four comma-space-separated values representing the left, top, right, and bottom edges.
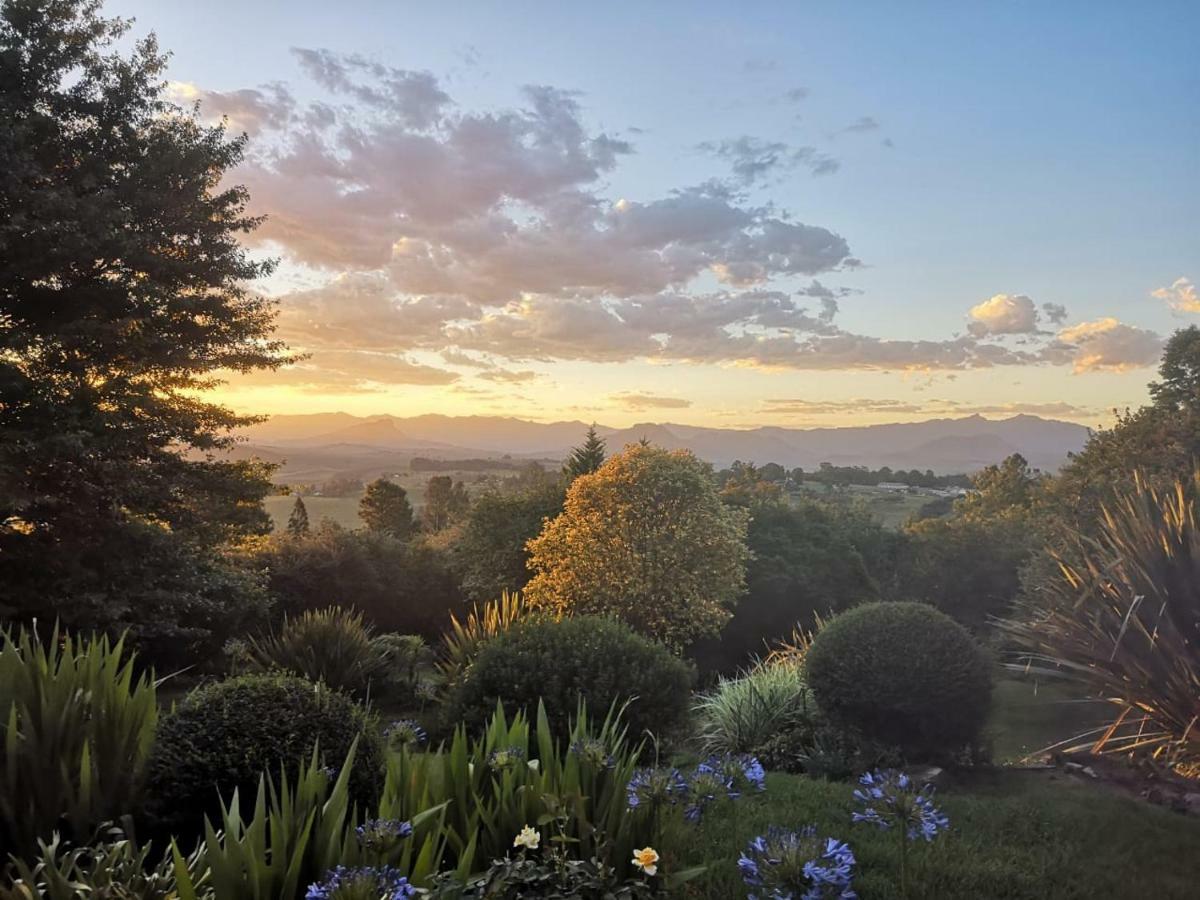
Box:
234, 412, 1092, 484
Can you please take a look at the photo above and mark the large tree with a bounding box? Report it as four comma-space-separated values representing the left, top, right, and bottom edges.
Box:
455, 480, 565, 602
359, 478, 415, 539
0, 1, 287, 657
525, 444, 749, 648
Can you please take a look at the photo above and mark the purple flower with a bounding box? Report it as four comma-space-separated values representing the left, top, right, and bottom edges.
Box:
626, 767, 688, 810
738, 826, 857, 900
356, 818, 414, 850
851, 769, 949, 842
306, 865, 416, 899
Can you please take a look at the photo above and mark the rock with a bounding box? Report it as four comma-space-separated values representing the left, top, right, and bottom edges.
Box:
1081, 766, 1098, 779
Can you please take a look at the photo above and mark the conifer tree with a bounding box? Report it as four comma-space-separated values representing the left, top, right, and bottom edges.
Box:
562, 425, 607, 482
287, 496, 311, 537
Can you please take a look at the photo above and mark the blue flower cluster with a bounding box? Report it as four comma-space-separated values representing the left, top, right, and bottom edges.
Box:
305, 865, 416, 899
626, 767, 689, 810
383, 719, 427, 748
356, 818, 414, 850
697, 753, 766, 799
487, 745, 526, 769
851, 769, 949, 842
569, 736, 615, 770
738, 826, 857, 900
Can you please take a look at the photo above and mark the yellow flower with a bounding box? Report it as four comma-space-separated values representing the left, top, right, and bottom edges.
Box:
513, 825, 540, 850
632, 846, 659, 876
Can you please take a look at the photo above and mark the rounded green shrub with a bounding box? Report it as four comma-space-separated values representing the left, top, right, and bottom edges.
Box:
443, 616, 694, 739
805, 602, 993, 757
145, 673, 385, 836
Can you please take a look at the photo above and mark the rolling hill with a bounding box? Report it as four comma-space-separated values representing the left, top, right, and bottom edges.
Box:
235, 412, 1092, 483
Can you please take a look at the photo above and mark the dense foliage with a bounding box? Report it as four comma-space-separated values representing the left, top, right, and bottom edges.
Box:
0, 0, 287, 663
0, 626, 157, 856
454, 481, 564, 603
144, 673, 384, 837
693, 497, 890, 672
525, 445, 749, 648
249, 522, 464, 638
1001, 472, 1200, 774
806, 603, 993, 758
443, 616, 694, 739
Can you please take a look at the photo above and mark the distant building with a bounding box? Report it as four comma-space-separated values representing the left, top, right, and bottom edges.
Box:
877, 482, 911, 492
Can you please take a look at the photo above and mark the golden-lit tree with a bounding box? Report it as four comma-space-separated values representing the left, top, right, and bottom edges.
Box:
524, 443, 749, 648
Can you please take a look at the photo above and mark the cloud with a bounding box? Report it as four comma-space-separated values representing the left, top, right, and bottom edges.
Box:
698, 136, 838, 184
835, 116, 880, 135
477, 367, 538, 382
167, 81, 295, 135
609, 391, 692, 410
1054, 318, 1163, 373
967, 294, 1042, 336
1041, 302, 1068, 325
229, 349, 459, 393
185, 54, 1163, 384
290, 48, 450, 129
1151, 276, 1199, 313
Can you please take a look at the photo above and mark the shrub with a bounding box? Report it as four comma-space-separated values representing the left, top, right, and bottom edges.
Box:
144, 674, 384, 838
694, 660, 813, 754
0, 625, 157, 854
241, 606, 387, 698
805, 603, 992, 757
442, 617, 693, 740
999, 472, 1200, 774
437, 591, 531, 692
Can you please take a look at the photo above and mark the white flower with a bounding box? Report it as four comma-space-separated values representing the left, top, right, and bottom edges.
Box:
513, 825, 540, 850
527, 759, 540, 772
632, 846, 659, 876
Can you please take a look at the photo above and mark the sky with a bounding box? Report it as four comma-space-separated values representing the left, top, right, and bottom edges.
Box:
110, 0, 1199, 428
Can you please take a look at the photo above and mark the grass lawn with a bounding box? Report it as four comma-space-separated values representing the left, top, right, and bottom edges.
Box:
668, 769, 1200, 899
987, 677, 1113, 762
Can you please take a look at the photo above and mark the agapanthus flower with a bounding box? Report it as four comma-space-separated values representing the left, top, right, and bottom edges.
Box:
738, 826, 857, 900
383, 719, 427, 748
626, 767, 688, 810
355, 818, 414, 850
488, 745, 526, 770
697, 753, 767, 800
305, 865, 416, 899
851, 769, 949, 842
684, 767, 732, 822
569, 736, 616, 770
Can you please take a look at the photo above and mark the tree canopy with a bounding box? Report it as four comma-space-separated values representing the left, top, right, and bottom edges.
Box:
359, 478, 415, 539
525, 443, 749, 648
0, 0, 287, 657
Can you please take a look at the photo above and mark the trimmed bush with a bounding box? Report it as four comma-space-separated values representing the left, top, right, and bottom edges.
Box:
442, 616, 693, 739
805, 602, 992, 757
144, 673, 384, 837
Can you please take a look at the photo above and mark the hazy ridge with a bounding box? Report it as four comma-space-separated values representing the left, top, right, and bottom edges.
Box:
236, 412, 1091, 483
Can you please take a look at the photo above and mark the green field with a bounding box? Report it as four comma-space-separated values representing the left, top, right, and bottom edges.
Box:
792, 481, 937, 529
264, 467, 522, 531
